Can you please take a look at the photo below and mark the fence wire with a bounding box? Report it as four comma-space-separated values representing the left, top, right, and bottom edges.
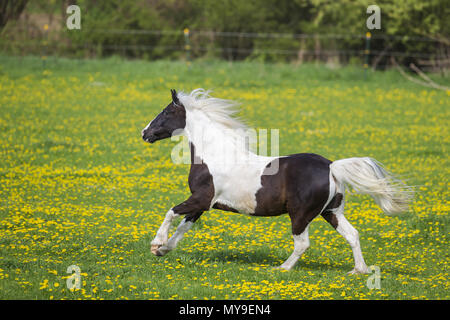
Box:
95, 29, 445, 42
2, 28, 448, 69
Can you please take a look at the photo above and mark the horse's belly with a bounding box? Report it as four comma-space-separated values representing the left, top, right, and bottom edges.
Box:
211, 171, 263, 215
210, 169, 260, 214
215, 183, 286, 216
208, 157, 277, 215
215, 184, 259, 215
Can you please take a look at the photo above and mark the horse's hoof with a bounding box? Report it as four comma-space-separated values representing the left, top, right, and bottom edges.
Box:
151, 244, 171, 256
348, 267, 369, 275
273, 265, 291, 271
151, 244, 162, 256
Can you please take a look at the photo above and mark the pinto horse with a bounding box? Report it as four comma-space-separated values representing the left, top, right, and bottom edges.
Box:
142, 89, 412, 274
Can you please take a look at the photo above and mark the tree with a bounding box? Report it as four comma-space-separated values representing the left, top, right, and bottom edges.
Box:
0, 0, 28, 31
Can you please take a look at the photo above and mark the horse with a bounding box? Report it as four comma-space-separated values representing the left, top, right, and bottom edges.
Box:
141, 89, 412, 274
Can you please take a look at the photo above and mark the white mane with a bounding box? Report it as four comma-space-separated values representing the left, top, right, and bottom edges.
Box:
177, 89, 248, 132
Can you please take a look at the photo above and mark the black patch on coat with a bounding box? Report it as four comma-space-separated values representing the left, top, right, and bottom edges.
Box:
321, 193, 343, 229
172, 143, 215, 222
253, 153, 332, 235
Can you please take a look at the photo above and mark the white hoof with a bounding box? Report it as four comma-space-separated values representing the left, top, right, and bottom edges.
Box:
151, 244, 171, 256
273, 265, 292, 271
348, 267, 369, 275
150, 244, 163, 256
151, 237, 168, 255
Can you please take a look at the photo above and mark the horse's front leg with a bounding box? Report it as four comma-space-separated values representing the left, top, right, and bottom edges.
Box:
151, 209, 178, 255
151, 194, 209, 256
153, 211, 203, 256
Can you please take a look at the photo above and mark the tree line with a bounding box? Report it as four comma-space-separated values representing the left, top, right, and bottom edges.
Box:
0, 0, 448, 69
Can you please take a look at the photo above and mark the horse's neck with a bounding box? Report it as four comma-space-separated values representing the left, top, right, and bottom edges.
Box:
185, 119, 254, 169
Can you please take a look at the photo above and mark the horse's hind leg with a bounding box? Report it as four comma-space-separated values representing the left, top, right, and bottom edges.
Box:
278, 226, 310, 270
277, 212, 311, 270
322, 195, 369, 274
337, 214, 369, 274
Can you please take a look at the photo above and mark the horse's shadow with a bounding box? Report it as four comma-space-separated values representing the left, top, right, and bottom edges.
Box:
182, 248, 420, 276
184, 248, 350, 273
201, 249, 279, 265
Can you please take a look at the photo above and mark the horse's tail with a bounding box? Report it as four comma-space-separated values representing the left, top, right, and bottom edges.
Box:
330, 157, 413, 215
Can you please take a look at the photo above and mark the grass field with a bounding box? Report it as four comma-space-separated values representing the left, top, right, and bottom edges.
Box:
0, 55, 448, 300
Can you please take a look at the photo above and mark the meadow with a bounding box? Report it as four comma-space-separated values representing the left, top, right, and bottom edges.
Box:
0, 55, 448, 300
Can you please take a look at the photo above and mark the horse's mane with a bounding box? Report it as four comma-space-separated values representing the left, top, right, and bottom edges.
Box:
177, 89, 248, 132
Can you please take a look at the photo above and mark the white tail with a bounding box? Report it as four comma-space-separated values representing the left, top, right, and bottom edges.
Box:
330, 157, 413, 215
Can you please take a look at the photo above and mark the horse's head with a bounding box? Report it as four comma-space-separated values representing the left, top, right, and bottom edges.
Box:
142, 89, 186, 143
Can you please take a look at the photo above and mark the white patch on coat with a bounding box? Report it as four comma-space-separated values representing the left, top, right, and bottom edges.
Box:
141, 120, 152, 137
177, 89, 278, 214
319, 170, 338, 214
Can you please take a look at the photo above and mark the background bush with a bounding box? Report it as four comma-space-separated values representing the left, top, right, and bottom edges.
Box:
0, 0, 448, 67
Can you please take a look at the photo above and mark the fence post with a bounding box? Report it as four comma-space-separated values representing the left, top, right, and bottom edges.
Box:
364, 31, 371, 79
42, 23, 49, 70
184, 28, 191, 65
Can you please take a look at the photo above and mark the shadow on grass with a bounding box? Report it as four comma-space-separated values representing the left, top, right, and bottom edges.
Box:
182, 248, 353, 273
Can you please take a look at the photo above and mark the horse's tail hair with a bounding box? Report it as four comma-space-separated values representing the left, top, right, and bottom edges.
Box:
330, 157, 413, 215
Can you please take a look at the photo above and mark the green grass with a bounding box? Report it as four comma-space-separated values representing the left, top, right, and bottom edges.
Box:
0, 55, 448, 300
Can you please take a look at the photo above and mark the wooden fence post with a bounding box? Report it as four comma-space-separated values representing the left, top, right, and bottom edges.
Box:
364, 31, 371, 79
184, 28, 191, 65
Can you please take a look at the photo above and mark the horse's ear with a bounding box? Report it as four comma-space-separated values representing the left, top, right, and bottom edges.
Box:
171, 89, 180, 105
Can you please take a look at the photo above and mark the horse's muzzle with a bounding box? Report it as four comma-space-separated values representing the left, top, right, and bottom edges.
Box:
143, 135, 157, 143
142, 129, 157, 143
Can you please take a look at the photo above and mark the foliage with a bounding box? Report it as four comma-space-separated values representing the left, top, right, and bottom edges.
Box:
0, 0, 448, 64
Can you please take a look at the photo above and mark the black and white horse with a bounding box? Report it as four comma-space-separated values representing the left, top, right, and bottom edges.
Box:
142, 89, 411, 274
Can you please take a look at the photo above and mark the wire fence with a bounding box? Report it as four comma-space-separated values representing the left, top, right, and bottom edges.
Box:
2, 27, 449, 71
96, 28, 445, 42
86, 29, 447, 58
